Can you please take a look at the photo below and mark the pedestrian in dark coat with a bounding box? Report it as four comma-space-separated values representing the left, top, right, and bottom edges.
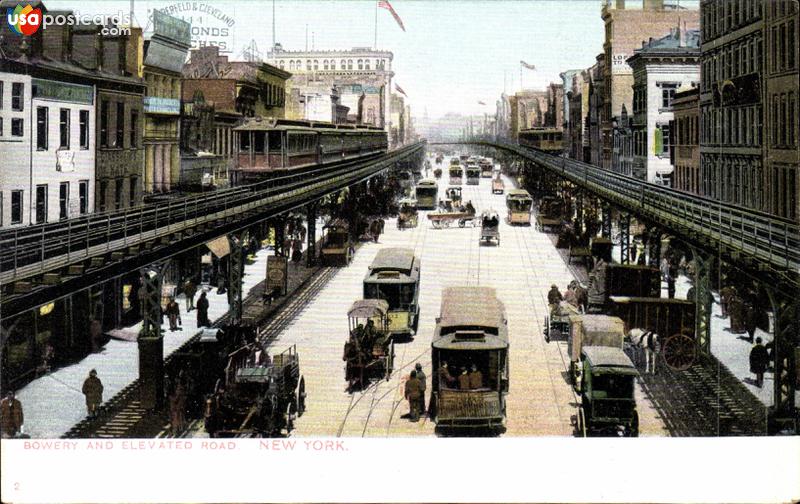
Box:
744, 301, 758, 343
0, 391, 23, 438
196, 292, 210, 327
82, 369, 104, 416
438, 362, 456, 388
667, 264, 677, 299
184, 279, 197, 312
165, 298, 182, 331
414, 363, 426, 415
728, 294, 746, 334
719, 285, 735, 318
169, 383, 187, 435
749, 338, 769, 388
458, 368, 470, 390
404, 371, 422, 422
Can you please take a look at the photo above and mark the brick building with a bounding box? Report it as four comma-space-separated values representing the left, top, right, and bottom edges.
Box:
671, 84, 700, 194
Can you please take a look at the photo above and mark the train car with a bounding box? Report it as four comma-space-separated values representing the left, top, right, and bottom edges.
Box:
363, 248, 421, 338
430, 287, 508, 435
518, 127, 563, 154
232, 118, 388, 182
415, 179, 439, 210
506, 189, 533, 225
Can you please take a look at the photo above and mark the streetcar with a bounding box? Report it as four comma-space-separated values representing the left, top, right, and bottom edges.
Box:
506, 189, 533, 225
449, 164, 463, 185
415, 179, 439, 210
320, 219, 352, 266
430, 287, 509, 436
466, 164, 480, 185
233, 118, 387, 182
480, 210, 501, 246
363, 248, 421, 338
575, 346, 639, 437
343, 299, 395, 391
479, 159, 494, 178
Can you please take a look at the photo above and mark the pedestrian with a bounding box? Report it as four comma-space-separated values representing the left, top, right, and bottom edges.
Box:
0, 390, 24, 438
415, 363, 427, 415
404, 370, 422, 422
728, 293, 746, 334
744, 300, 758, 343
169, 382, 187, 435
184, 278, 197, 312
82, 369, 104, 417
89, 318, 103, 353
196, 292, 210, 327
749, 337, 769, 388
667, 263, 677, 300
548, 284, 563, 316
165, 297, 182, 331
719, 284, 735, 318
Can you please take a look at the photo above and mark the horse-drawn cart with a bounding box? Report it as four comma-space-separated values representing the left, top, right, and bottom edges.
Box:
567, 314, 626, 388
343, 300, 395, 391
427, 209, 477, 228
544, 301, 582, 343
575, 346, 639, 437
397, 198, 418, 230
480, 210, 500, 245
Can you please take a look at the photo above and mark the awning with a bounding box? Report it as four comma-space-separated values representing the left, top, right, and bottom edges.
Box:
206, 236, 230, 258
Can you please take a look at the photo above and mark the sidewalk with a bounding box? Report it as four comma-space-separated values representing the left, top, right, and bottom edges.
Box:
16, 236, 323, 438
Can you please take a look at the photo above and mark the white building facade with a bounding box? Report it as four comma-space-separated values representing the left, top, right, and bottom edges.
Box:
0, 73, 95, 227
628, 29, 700, 184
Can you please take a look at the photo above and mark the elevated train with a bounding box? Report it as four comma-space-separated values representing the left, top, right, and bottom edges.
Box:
234, 118, 388, 182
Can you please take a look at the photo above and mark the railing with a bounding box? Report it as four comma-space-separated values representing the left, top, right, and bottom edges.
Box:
463, 139, 800, 274
0, 143, 425, 288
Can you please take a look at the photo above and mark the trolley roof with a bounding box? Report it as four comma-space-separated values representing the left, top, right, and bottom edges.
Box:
609, 296, 694, 306
348, 299, 390, 319
416, 179, 437, 187
506, 189, 532, 199
434, 287, 507, 350
366, 248, 418, 276
582, 346, 637, 375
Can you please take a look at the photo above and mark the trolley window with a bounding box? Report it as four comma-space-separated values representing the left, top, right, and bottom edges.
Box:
364, 282, 416, 310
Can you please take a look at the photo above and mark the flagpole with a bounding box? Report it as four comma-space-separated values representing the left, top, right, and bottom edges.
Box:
374, 0, 378, 49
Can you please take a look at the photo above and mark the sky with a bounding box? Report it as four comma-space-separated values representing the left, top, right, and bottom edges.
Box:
42, 0, 691, 119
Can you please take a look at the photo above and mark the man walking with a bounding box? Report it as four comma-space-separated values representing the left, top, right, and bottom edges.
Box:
184, 278, 197, 312
196, 292, 210, 327
82, 369, 104, 417
404, 370, 422, 422
749, 338, 769, 388
0, 390, 23, 438
165, 297, 182, 331
414, 363, 426, 416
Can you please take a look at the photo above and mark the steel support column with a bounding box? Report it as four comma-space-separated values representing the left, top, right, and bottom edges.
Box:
575, 191, 584, 235
601, 203, 612, 239
618, 213, 631, 264
227, 234, 244, 323
692, 249, 713, 357
138, 260, 170, 411
274, 216, 286, 258
306, 203, 317, 267
766, 289, 799, 433
139, 261, 169, 337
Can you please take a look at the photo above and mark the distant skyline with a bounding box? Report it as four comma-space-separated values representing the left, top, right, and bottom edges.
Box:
45, 0, 698, 118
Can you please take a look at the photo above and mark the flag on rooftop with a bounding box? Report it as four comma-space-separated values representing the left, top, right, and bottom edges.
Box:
395, 83, 408, 97
477, 101, 486, 105
520, 60, 536, 70
379, 0, 406, 32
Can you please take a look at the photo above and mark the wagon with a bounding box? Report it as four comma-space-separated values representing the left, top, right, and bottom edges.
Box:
567, 314, 626, 388
445, 186, 463, 207
575, 346, 639, 437
397, 198, 418, 230
321, 219, 352, 266
213, 344, 304, 437
480, 210, 500, 245
609, 296, 696, 371
492, 176, 505, 195
543, 301, 582, 343
427, 209, 477, 228
343, 299, 395, 391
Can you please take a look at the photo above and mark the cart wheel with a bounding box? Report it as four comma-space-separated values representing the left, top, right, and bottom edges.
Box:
432, 220, 441, 229
443, 220, 451, 228
544, 315, 551, 343
298, 375, 306, 416
577, 406, 587, 438
629, 410, 639, 437
662, 333, 695, 371
459, 219, 465, 228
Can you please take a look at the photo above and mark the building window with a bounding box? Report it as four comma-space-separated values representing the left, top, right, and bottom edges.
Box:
657, 123, 671, 156
59, 109, 70, 149
129, 177, 137, 207
11, 190, 22, 224
115, 102, 124, 148
59, 182, 69, 220
358, 59, 363, 70
330, 60, 336, 70
100, 100, 109, 147
341, 59, 346, 69
0, 117, 3, 136
788, 22, 796, 70
288, 60, 294, 70
11, 118, 23, 136
36, 106, 48, 151
115, 178, 124, 210
306, 60, 311, 71
11, 82, 23, 111
99, 180, 107, 212
347, 59, 353, 70
323, 60, 328, 70
0, 81, 3, 109
313, 60, 318, 70
35, 184, 47, 223
660, 84, 678, 109
365, 59, 371, 70
279, 60, 285, 69
130, 111, 138, 148
79, 180, 88, 214
79, 110, 89, 149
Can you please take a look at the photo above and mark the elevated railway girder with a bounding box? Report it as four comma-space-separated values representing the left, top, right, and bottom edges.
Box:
0, 143, 425, 320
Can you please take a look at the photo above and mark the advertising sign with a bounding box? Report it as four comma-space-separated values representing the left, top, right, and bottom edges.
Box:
155, 2, 236, 53
266, 255, 288, 296
32, 78, 93, 104
143, 96, 181, 115
611, 53, 631, 74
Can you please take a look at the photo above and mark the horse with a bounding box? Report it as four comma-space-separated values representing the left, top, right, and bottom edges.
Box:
627, 328, 660, 374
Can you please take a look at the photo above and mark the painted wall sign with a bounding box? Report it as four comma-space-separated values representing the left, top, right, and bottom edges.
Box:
32, 78, 93, 105
611, 53, 631, 74
144, 96, 181, 115
155, 2, 236, 53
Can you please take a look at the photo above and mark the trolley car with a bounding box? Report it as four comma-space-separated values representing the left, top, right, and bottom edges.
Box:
415, 179, 439, 210
466, 164, 480, 185
430, 287, 509, 435
363, 248, 421, 338
449, 164, 463, 185
343, 300, 395, 391
506, 189, 533, 225
479, 159, 494, 178
320, 219, 352, 266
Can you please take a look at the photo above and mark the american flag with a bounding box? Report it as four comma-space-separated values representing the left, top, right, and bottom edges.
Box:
395, 83, 408, 97
379, 0, 406, 32
520, 60, 536, 70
